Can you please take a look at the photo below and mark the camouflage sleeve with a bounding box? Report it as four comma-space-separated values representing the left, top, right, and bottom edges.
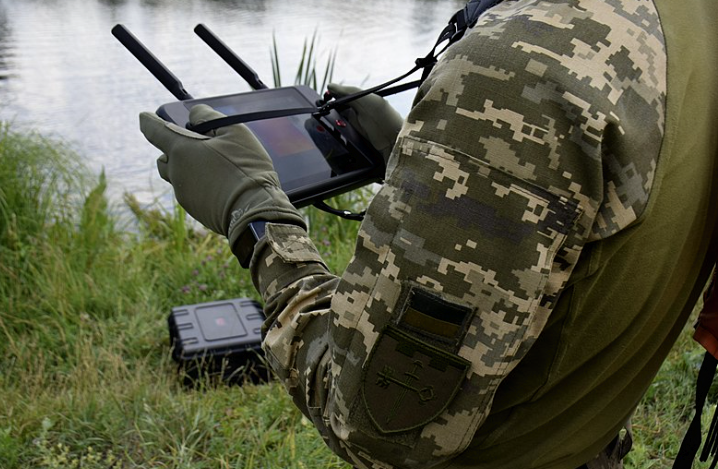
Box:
251, 0, 665, 467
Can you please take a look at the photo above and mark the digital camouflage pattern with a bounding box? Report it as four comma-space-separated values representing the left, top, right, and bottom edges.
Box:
250, 0, 670, 467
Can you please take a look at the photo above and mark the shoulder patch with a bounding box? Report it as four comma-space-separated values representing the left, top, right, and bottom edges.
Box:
362, 325, 470, 434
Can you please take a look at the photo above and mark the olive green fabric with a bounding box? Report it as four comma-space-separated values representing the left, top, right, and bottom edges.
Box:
448, 0, 718, 467
139, 105, 305, 250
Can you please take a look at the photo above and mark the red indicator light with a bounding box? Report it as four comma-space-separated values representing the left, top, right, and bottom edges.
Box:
335, 119, 347, 128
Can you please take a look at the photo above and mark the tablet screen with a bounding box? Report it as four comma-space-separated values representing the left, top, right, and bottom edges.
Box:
157, 87, 381, 206
185, 89, 371, 193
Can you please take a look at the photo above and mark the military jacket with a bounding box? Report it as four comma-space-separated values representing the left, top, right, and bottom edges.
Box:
249, 0, 718, 467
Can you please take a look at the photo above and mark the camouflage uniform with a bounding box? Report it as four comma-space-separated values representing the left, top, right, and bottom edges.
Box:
250, 0, 718, 468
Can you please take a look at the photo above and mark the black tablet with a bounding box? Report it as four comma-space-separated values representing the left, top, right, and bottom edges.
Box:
157, 86, 384, 208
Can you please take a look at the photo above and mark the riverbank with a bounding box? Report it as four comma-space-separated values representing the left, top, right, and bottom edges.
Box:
0, 124, 709, 468
0, 124, 354, 468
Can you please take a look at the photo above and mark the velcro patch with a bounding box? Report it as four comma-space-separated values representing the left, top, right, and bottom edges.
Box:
362, 325, 470, 434
398, 287, 474, 349
265, 223, 325, 264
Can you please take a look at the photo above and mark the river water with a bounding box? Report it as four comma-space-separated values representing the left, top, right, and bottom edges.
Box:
0, 0, 465, 209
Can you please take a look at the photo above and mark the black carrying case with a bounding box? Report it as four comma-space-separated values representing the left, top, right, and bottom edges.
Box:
168, 298, 270, 384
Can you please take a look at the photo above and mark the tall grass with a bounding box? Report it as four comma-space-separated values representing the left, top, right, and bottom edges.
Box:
0, 124, 352, 468
271, 30, 337, 93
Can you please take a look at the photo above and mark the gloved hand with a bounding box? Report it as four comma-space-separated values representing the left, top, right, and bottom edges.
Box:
139, 104, 305, 250
327, 83, 404, 165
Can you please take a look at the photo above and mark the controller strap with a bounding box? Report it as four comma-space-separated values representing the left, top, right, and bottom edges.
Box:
189, 107, 317, 134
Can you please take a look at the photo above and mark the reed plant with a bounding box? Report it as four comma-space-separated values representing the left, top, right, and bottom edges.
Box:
271, 29, 338, 95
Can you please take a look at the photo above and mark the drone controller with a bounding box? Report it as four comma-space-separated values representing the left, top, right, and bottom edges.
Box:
112, 24, 385, 209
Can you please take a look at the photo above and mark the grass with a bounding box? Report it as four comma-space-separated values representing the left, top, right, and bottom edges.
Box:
626, 319, 718, 469
0, 124, 357, 468
270, 29, 337, 91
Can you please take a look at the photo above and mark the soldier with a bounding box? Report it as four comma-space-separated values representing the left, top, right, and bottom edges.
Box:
139, 0, 718, 467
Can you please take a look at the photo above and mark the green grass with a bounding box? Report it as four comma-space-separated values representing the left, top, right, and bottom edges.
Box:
0, 123, 715, 468
625, 318, 718, 469
0, 124, 356, 468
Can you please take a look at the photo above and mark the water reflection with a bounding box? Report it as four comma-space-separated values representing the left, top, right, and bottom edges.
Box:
412, 0, 456, 36
0, 4, 13, 82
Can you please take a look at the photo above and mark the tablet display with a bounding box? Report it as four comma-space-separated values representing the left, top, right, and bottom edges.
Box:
157, 87, 379, 206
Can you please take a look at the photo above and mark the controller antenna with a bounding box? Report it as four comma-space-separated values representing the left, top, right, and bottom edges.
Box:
194, 24, 268, 90
111, 24, 194, 101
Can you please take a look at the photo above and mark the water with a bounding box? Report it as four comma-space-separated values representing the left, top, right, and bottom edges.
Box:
0, 0, 465, 208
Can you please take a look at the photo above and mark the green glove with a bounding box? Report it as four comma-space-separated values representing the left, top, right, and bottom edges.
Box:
139, 104, 305, 251
327, 83, 404, 165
